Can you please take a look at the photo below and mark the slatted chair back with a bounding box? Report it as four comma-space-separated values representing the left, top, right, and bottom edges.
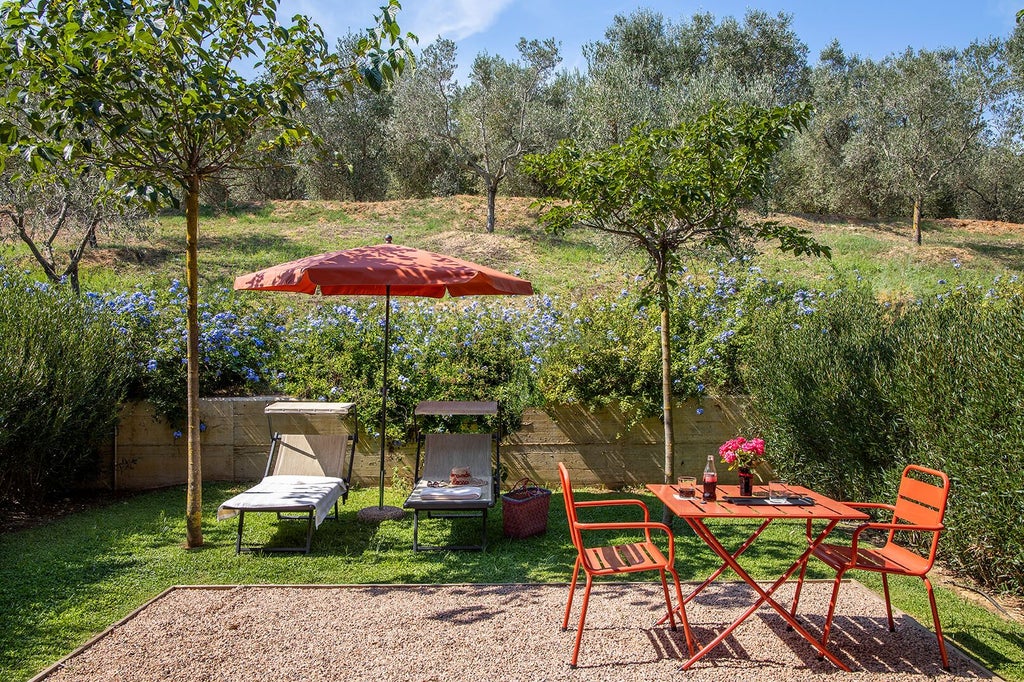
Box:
269, 434, 349, 478
887, 464, 950, 567
421, 433, 493, 482
558, 462, 585, 554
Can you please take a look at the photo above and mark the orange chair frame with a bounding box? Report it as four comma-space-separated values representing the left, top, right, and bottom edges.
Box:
790, 464, 951, 670
557, 463, 696, 667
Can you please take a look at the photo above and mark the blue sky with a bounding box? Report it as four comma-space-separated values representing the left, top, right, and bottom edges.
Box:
282, 0, 1020, 77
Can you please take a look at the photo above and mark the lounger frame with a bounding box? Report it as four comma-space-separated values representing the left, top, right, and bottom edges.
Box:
404, 401, 500, 551
220, 401, 357, 554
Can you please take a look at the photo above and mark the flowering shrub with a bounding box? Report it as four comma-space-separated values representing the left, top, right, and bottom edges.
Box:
94, 280, 286, 426
277, 296, 546, 444
538, 262, 798, 426
718, 436, 766, 470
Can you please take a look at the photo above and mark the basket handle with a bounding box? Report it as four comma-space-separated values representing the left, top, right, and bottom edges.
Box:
508, 477, 536, 495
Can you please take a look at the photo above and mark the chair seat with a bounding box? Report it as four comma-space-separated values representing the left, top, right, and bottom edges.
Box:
812, 541, 933, 577
584, 541, 668, 574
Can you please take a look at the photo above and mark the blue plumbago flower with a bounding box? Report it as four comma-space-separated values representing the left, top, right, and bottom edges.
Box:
146, 359, 158, 371
696, 408, 704, 415
697, 383, 705, 392
199, 422, 207, 432
173, 430, 183, 439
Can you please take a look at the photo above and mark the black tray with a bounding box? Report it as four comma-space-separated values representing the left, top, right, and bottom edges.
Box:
722, 495, 815, 506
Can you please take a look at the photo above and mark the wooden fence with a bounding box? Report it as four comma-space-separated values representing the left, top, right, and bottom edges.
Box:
100, 396, 751, 491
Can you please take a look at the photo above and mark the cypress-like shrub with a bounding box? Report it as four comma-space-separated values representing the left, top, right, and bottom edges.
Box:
885, 282, 1024, 591
741, 284, 908, 502
742, 277, 1024, 593
0, 266, 135, 506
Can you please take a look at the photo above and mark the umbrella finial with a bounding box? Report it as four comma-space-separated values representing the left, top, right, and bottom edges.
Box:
385, 234, 393, 244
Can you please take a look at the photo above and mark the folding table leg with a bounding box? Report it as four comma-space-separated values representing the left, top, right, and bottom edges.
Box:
658, 518, 772, 626
679, 519, 852, 672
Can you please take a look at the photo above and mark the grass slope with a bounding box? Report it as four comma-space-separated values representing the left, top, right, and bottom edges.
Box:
4, 195, 1022, 295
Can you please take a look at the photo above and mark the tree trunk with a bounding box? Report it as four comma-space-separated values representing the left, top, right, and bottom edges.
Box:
486, 181, 498, 233
658, 276, 675, 527
913, 195, 923, 246
185, 176, 203, 548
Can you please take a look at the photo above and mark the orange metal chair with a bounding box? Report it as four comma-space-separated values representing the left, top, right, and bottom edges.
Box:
790, 464, 951, 669
557, 462, 696, 667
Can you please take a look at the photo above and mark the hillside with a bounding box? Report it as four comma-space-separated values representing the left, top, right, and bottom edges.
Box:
6, 195, 1023, 296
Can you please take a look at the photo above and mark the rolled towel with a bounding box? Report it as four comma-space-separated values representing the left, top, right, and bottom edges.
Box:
419, 485, 482, 500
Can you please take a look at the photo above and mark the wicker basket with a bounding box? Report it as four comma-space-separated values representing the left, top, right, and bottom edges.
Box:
501, 478, 552, 538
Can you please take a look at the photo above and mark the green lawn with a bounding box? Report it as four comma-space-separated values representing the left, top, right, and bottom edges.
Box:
2, 482, 1021, 681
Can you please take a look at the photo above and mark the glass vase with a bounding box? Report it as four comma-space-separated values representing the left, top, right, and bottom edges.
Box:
738, 467, 754, 497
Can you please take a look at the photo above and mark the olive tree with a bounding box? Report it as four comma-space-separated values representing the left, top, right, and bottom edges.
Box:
523, 102, 828, 516
390, 37, 561, 231
0, 161, 148, 294
0, 0, 411, 547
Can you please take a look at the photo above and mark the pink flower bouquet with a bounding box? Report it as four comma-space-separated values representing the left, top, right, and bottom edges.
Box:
718, 436, 766, 470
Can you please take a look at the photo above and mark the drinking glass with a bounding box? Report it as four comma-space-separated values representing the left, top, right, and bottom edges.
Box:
768, 479, 789, 503
676, 476, 697, 499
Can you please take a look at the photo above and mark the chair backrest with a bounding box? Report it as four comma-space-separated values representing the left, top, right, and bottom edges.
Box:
269, 434, 349, 478
421, 433, 493, 481
557, 463, 584, 553
888, 464, 950, 564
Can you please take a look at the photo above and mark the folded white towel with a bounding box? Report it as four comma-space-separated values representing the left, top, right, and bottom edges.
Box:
419, 485, 482, 500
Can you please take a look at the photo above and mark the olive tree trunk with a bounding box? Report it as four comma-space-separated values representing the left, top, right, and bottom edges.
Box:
913, 195, 923, 246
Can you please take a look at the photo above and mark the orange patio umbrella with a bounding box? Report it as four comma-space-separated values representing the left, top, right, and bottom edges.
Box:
233, 238, 534, 519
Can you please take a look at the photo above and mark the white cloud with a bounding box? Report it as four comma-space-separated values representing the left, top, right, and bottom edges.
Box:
406, 0, 516, 42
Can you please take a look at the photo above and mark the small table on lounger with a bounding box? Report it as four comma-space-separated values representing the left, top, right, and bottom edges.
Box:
647, 483, 870, 671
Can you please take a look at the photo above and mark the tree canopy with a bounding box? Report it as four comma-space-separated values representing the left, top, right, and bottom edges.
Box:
0, 0, 412, 546
523, 102, 828, 494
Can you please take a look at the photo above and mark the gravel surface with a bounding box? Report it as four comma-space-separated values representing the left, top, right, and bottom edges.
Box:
38, 581, 992, 682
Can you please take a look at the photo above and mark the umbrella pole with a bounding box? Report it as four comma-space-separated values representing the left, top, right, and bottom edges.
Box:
357, 286, 404, 523
379, 285, 390, 509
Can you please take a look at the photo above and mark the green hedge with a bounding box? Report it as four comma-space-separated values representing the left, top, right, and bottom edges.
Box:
742, 277, 1024, 593
0, 267, 135, 505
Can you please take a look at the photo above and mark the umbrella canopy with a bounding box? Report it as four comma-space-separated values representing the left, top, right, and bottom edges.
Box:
234, 241, 533, 518
232, 243, 534, 298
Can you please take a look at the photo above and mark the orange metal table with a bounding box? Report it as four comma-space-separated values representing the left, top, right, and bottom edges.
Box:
647, 483, 870, 671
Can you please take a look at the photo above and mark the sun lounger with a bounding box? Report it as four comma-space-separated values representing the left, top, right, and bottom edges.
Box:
217, 401, 357, 554
403, 401, 499, 551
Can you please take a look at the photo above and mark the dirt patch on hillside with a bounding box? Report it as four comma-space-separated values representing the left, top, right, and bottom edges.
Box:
935, 218, 1024, 236
419, 230, 538, 273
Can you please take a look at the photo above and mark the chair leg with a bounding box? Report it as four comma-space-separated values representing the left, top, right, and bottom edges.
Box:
668, 566, 697, 657
790, 555, 810, 618
820, 571, 845, 649
570, 574, 594, 667
881, 572, 895, 631
658, 569, 677, 630
562, 556, 581, 631
923, 576, 950, 670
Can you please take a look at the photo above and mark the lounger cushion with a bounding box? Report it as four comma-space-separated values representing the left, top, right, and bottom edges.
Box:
418, 485, 483, 500
217, 475, 346, 527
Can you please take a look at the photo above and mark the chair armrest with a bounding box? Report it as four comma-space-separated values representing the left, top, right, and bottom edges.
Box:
574, 498, 650, 522
849, 521, 945, 557
574, 521, 675, 563
853, 521, 944, 535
